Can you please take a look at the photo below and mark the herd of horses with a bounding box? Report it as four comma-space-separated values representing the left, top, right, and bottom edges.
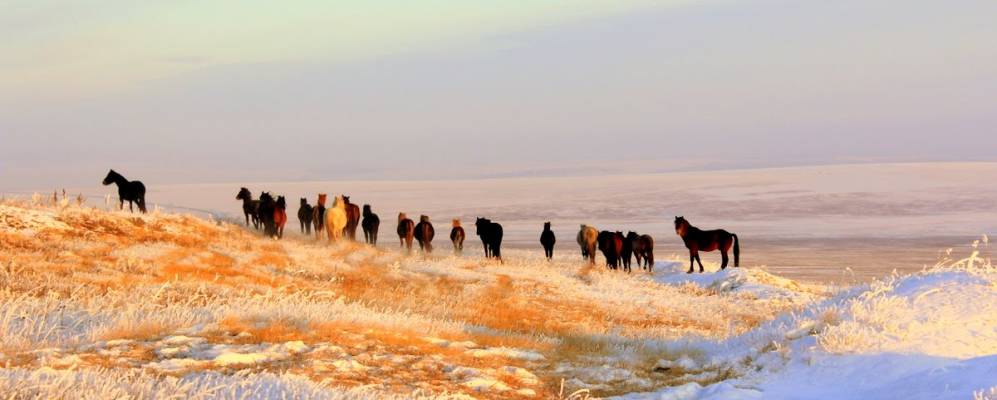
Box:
100, 170, 741, 274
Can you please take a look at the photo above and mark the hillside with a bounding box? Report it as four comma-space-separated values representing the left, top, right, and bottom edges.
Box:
0, 200, 993, 399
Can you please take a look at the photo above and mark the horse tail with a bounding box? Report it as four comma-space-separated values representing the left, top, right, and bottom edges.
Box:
732, 233, 740, 267
137, 197, 147, 213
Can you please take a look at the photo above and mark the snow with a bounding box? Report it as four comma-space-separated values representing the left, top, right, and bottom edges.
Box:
465, 347, 546, 361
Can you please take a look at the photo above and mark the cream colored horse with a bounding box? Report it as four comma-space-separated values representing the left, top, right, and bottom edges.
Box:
325, 195, 348, 242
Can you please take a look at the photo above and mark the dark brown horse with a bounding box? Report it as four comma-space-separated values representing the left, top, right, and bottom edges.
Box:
475, 218, 503, 261
297, 198, 313, 234
628, 232, 655, 271
450, 219, 465, 254
258, 192, 277, 238
674, 216, 739, 273
236, 187, 260, 229
397, 213, 415, 252
620, 231, 633, 272
343, 195, 361, 241
597, 231, 623, 270
414, 215, 435, 253
312, 194, 327, 240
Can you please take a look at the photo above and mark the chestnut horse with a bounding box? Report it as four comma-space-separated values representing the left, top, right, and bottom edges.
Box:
343, 195, 361, 241
674, 216, 739, 273
274, 196, 288, 239
450, 219, 465, 254
397, 213, 415, 252
576, 225, 598, 264
414, 215, 435, 253
258, 192, 277, 238
628, 232, 655, 271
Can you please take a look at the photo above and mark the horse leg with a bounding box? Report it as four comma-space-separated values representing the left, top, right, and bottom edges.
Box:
695, 254, 705, 273
119, 199, 124, 211
720, 250, 729, 270
687, 252, 696, 274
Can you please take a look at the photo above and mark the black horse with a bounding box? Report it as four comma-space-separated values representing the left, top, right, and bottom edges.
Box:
361, 204, 380, 245
620, 231, 634, 272
297, 198, 313, 234
475, 218, 503, 261
258, 192, 277, 238
540, 222, 556, 260
236, 188, 261, 229
674, 216, 739, 273
414, 215, 435, 253
103, 169, 146, 213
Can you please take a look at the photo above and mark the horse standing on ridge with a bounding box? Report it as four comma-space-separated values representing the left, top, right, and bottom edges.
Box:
324, 195, 348, 242
475, 218, 503, 261
343, 195, 361, 241
361, 204, 380, 245
450, 219, 465, 255
674, 216, 739, 273
102, 169, 146, 213
397, 213, 415, 252
414, 215, 435, 253
236, 188, 261, 229
274, 196, 288, 239
540, 222, 556, 260
297, 198, 313, 234
312, 194, 327, 240
577, 225, 598, 264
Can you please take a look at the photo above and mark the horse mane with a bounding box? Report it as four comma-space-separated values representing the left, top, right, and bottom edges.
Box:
420, 215, 430, 223
452, 219, 461, 227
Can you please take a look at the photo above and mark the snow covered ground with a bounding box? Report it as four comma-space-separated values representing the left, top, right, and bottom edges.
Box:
0, 193, 994, 399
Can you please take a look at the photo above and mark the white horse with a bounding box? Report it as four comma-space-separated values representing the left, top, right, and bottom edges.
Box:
577, 224, 599, 264
325, 195, 348, 242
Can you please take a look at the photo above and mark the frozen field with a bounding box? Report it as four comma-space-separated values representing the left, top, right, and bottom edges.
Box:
0, 196, 994, 399
23, 162, 997, 283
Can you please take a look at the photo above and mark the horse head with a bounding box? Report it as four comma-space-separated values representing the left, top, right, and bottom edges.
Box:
544, 222, 551, 230
420, 215, 430, 223
102, 169, 120, 186
674, 216, 689, 236
475, 217, 488, 234
276, 196, 286, 209
332, 195, 345, 209
342, 195, 351, 205
398, 212, 407, 222
626, 231, 639, 241
237, 187, 252, 201
452, 219, 461, 227
362, 204, 372, 215
317, 194, 327, 206
300, 198, 308, 206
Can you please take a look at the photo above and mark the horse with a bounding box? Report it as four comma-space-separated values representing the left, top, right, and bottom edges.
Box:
274, 196, 288, 239
312, 194, 327, 240
620, 231, 635, 272
450, 219, 465, 254
236, 188, 261, 229
414, 215, 435, 253
674, 216, 740, 273
343, 195, 361, 241
597, 231, 623, 270
297, 198, 313, 234
540, 222, 556, 260
258, 192, 277, 238
324, 195, 348, 242
475, 218, 503, 261
361, 204, 380, 245
629, 232, 655, 271
577, 225, 598, 264
102, 169, 146, 213
397, 213, 415, 252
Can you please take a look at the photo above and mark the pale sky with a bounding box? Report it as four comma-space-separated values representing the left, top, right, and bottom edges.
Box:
2, 0, 996, 189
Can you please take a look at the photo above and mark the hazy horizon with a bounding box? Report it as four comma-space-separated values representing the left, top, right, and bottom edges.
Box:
4, 0, 996, 189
